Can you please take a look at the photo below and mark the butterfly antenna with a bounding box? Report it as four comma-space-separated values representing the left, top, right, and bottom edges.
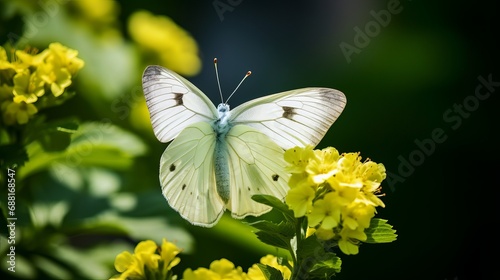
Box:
214, 58, 224, 103
225, 70, 252, 104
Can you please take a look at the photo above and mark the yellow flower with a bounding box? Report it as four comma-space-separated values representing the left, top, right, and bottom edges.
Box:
12, 69, 44, 103
37, 62, 72, 97
308, 192, 341, 229
183, 267, 219, 280
341, 203, 375, 231
314, 227, 335, 240
284, 146, 388, 255
112, 240, 158, 280
284, 145, 315, 174
0, 43, 84, 126
285, 184, 315, 217
247, 255, 292, 280
336, 152, 360, 174
306, 147, 340, 184
337, 227, 366, 255
1, 48, 16, 83
305, 227, 316, 238
14, 49, 48, 68
358, 162, 386, 207
159, 238, 181, 271
128, 10, 201, 76
183, 258, 248, 280
326, 176, 360, 207
45, 42, 85, 75
1, 100, 38, 125
72, 0, 119, 25
246, 266, 267, 280
110, 239, 181, 280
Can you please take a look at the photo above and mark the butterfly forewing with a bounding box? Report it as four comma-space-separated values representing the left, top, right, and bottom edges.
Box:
229, 88, 346, 149
142, 65, 218, 143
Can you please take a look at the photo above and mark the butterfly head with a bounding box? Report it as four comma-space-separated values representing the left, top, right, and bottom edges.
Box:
217, 103, 231, 123
213, 103, 232, 134
217, 103, 230, 113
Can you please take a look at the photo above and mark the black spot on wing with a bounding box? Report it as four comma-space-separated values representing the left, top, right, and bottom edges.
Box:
174, 93, 183, 106
182, 184, 186, 190
170, 164, 176, 172
272, 174, 279, 181
282, 106, 296, 119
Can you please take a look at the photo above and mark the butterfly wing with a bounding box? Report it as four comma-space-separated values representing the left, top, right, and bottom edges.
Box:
229, 88, 346, 149
159, 121, 225, 227
225, 124, 290, 218
142, 65, 218, 143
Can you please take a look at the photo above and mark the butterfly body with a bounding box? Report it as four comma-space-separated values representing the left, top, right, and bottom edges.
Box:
212, 105, 232, 202
143, 65, 346, 227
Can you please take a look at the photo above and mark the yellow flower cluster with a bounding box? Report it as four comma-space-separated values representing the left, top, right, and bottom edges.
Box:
128, 10, 201, 76
284, 145, 386, 255
110, 239, 181, 280
110, 239, 290, 280
0, 43, 84, 125
69, 0, 121, 39
184, 255, 291, 280
72, 0, 119, 26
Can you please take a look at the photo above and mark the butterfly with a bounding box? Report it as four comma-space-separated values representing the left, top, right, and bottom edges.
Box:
142, 62, 346, 227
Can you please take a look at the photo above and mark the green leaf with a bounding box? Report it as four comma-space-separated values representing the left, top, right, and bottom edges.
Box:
296, 235, 342, 278
0, 142, 28, 168
252, 194, 295, 222
308, 252, 342, 278
49, 243, 122, 279
255, 230, 291, 250
250, 220, 295, 239
296, 235, 322, 258
37, 121, 79, 152
255, 264, 284, 280
364, 218, 398, 243
23, 117, 78, 148
18, 122, 147, 179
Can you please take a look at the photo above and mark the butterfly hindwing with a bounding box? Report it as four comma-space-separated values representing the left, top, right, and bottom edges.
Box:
229, 88, 346, 149
159, 121, 225, 227
225, 124, 290, 218
142, 65, 218, 143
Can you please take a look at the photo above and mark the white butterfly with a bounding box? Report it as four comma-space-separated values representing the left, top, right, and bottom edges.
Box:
142, 64, 346, 227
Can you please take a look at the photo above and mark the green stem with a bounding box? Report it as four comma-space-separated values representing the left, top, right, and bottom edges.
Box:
291, 216, 305, 280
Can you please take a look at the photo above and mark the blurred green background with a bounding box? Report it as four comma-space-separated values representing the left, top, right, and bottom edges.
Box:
0, 0, 495, 279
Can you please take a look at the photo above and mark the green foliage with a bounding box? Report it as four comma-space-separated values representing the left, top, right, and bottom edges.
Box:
364, 218, 398, 243
256, 264, 285, 280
